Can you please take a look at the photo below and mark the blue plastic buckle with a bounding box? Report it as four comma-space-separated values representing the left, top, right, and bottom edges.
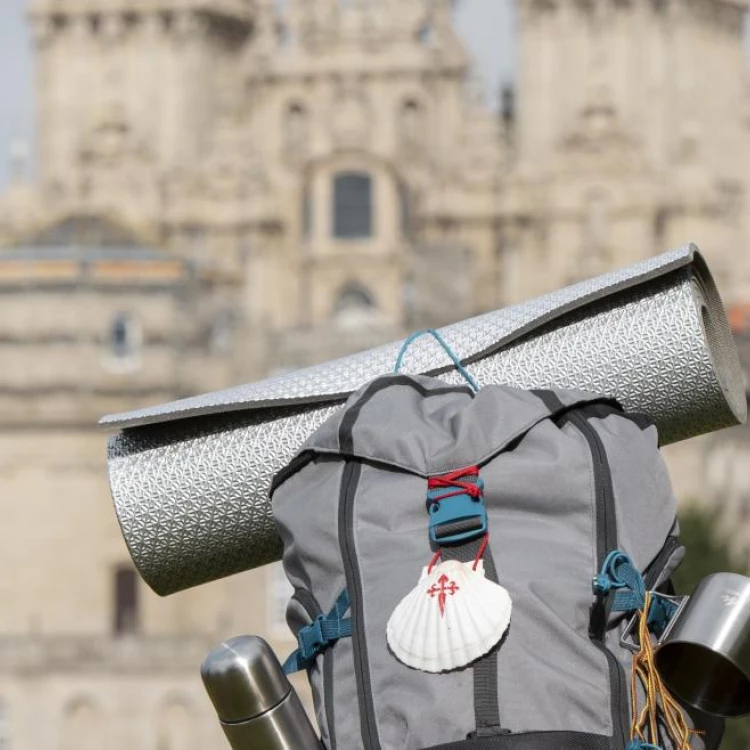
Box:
298, 615, 327, 662
427, 479, 487, 545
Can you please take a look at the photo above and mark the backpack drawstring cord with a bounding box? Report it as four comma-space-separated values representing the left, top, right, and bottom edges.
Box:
595, 552, 701, 750
629, 590, 702, 750
394, 328, 480, 392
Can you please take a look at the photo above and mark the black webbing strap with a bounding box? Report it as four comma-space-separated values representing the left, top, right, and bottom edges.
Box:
434, 517, 486, 541
442, 538, 504, 737
422, 729, 614, 749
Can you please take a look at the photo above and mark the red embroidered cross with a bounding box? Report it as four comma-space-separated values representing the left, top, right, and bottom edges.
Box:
427, 574, 459, 617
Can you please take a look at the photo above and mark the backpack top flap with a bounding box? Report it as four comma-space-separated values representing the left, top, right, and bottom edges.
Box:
273, 374, 619, 485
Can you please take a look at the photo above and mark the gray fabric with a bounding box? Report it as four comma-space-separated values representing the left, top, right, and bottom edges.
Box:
305, 379, 597, 476
271, 375, 708, 749
104, 246, 746, 596
590, 414, 676, 572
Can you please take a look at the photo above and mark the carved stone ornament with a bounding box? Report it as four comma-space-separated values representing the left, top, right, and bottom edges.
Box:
558, 88, 644, 175
193, 120, 270, 202
331, 87, 372, 149
79, 103, 151, 171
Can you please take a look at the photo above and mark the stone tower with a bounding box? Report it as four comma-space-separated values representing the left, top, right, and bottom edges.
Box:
29, 0, 254, 228
510, 0, 750, 300
517, 0, 749, 171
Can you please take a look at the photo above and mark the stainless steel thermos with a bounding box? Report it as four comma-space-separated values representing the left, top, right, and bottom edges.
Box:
201, 635, 323, 750
655, 572, 750, 718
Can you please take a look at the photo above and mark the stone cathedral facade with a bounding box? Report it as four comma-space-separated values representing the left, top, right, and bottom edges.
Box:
0, 0, 749, 748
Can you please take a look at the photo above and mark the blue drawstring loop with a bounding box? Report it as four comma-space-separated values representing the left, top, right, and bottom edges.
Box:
283, 589, 353, 674
394, 329, 480, 392
592, 549, 646, 612
627, 740, 663, 750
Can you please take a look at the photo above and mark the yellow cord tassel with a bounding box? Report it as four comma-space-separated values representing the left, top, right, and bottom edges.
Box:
629, 591, 702, 749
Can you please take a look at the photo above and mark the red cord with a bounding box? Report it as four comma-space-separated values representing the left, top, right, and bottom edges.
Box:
472, 534, 490, 571
427, 534, 489, 574
427, 548, 442, 574
427, 466, 482, 505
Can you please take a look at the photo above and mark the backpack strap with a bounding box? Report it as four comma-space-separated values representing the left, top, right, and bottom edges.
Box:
283, 589, 353, 674
441, 537, 505, 738
593, 550, 646, 613
430, 467, 504, 736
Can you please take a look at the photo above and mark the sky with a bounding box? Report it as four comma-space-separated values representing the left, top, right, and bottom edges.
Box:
0, 0, 515, 190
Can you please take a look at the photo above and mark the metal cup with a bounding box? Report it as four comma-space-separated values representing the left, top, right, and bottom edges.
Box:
655, 572, 750, 717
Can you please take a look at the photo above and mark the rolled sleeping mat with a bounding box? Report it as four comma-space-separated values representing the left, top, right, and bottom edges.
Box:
101, 244, 746, 596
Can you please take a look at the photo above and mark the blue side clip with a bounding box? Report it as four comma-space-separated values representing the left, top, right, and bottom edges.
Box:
283, 589, 353, 674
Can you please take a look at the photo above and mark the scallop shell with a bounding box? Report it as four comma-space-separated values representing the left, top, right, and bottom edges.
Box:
386, 559, 512, 673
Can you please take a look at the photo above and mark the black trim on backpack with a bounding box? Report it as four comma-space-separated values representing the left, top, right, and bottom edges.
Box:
569, 406, 629, 750
422, 729, 614, 749
271, 449, 317, 494
570, 402, 660, 447
338, 459, 380, 750
536, 391, 628, 750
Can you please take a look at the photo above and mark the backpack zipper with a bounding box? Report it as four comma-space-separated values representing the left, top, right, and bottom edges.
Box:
338, 460, 381, 750
291, 589, 339, 750
567, 410, 628, 750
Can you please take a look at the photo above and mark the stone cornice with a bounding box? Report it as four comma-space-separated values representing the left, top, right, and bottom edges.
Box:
29, 0, 255, 23
0, 636, 216, 675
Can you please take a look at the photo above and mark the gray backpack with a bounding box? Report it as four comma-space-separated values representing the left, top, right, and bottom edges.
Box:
270, 374, 721, 750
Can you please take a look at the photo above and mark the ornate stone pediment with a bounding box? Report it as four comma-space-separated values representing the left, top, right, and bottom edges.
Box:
14, 212, 153, 249
167, 119, 270, 207
557, 94, 645, 175
331, 87, 372, 149
79, 103, 151, 171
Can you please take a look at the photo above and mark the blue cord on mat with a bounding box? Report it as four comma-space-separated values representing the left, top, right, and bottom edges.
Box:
394, 329, 480, 392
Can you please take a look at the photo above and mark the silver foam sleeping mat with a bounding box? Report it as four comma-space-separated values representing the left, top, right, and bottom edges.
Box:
103, 244, 746, 595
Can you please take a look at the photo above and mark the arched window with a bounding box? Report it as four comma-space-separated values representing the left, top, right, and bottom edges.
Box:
156, 698, 194, 750
417, 23, 435, 47
501, 85, 515, 127
399, 181, 412, 239
333, 283, 379, 329
113, 565, 139, 636
109, 312, 140, 360
61, 699, 101, 750
333, 172, 373, 239
654, 207, 668, 250
279, 23, 294, 48
399, 99, 424, 149
302, 183, 312, 240
284, 102, 309, 158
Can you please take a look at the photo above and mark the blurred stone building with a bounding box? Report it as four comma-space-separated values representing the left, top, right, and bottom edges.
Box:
0, 0, 749, 748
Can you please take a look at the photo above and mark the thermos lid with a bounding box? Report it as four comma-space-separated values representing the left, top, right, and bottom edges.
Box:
201, 635, 291, 722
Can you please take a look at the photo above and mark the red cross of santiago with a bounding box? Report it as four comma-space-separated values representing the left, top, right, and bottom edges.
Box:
427, 574, 460, 618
